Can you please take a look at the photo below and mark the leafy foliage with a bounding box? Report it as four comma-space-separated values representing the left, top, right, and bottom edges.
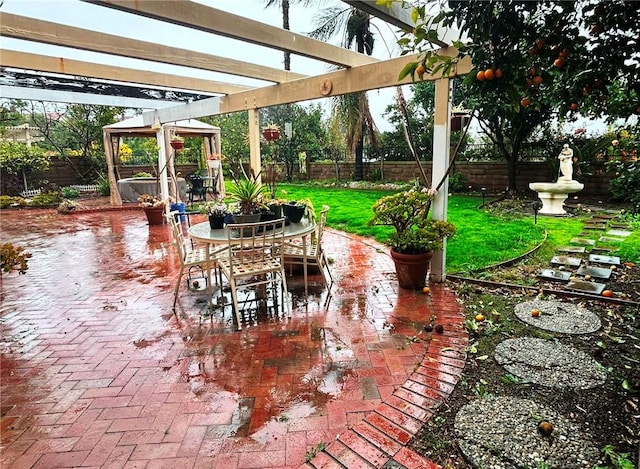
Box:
0, 242, 32, 274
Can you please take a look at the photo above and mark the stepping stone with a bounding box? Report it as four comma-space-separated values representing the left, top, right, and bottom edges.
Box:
589, 253, 621, 265
515, 299, 601, 334
537, 269, 571, 282
570, 237, 595, 246
592, 213, 616, 219
583, 223, 606, 230
599, 236, 624, 243
607, 229, 632, 237
550, 255, 582, 267
566, 280, 606, 295
591, 245, 616, 253
494, 337, 606, 389
455, 397, 600, 469
557, 245, 585, 254
610, 223, 630, 229
576, 265, 612, 280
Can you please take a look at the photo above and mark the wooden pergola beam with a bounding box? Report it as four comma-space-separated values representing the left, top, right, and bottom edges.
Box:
89, 0, 379, 69
143, 50, 472, 124
0, 50, 251, 96
0, 13, 305, 84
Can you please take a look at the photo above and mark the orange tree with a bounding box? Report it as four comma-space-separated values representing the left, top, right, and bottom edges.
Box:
396, 0, 640, 192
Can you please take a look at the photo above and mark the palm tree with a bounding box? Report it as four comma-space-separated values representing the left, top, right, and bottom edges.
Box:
308, 6, 377, 181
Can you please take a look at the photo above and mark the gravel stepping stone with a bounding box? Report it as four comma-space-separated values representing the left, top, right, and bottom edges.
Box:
455, 396, 600, 469
494, 338, 606, 389
598, 236, 624, 243
514, 300, 600, 334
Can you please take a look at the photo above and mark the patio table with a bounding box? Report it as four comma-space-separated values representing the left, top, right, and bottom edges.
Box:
187, 217, 316, 307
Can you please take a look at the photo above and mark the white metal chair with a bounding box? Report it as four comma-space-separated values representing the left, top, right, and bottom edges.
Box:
166, 211, 222, 309
282, 205, 333, 290
216, 218, 291, 330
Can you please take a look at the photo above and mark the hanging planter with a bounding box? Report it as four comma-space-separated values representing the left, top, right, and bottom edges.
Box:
170, 136, 184, 150
262, 126, 280, 142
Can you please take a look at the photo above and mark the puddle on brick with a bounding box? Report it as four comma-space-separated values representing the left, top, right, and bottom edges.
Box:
566, 280, 606, 295
538, 269, 571, 281
576, 266, 612, 280
557, 246, 585, 254
550, 255, 582, 267
570, 238, 595, 246
589, 254, 621, 265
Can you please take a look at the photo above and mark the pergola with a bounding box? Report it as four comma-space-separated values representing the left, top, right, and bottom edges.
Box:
0, 0, 471, 280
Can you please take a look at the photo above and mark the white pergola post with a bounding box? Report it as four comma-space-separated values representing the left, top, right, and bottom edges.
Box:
248, 109, 262, 183
430, 76, 452, 282
156, 126, 170, 210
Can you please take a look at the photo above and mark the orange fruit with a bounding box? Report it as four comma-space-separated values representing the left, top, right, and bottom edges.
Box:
531, 309, 540, 317
602, 290, 613, 297
494, 68, 503, 79
476, 70, 486, 81
422, 286, 430, 294
416, 64, 426, 79
528, 66, 537, 77
570, 102, 580, 111
538, 421, 554, 436
520, 97, 531, 107
475, 314, 485, 322
559, 50, 569, 59
533, 75, 544, 86
554, 58, 565, 68
484, 68, 495, 80
535, 38, 546, 50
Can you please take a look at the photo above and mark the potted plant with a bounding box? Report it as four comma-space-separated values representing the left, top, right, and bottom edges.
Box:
203, 199, 228, 229
282, 197, 315, 223
369, 187, 456, 289
170, 135, 184, 150
138, 194, 166, 225
227, 175, 265, 224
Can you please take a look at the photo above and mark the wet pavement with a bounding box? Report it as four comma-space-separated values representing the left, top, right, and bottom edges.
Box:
0, 206, 467, 469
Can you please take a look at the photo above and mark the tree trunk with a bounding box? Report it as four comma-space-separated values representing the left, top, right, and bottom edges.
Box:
282, 0, 291, 71
354, 139, 364, 181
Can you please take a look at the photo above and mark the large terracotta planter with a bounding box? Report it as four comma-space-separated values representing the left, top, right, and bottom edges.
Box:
144, 206, 165, 226
390, 249, 433, 290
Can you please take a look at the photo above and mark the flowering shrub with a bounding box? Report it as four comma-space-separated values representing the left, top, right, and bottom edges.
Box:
606, 128, 640, 213
137, 194, 164, 208
369, 188, 456, 254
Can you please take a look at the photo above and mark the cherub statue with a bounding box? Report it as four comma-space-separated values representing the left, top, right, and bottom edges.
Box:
558, 144, 574, 181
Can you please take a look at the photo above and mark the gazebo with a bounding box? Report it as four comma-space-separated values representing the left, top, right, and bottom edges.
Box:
102, 116, 222, 206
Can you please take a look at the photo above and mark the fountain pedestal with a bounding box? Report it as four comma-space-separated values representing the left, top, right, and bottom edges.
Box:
529, 181, 584, 215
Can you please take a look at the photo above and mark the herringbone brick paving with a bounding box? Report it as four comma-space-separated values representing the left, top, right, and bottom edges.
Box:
0, 206, 467, 468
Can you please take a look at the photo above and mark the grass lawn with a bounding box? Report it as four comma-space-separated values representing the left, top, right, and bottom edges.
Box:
274, 184, 550, 273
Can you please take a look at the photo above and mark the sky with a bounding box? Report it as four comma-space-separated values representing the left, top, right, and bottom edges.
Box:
0, 0, 410, 132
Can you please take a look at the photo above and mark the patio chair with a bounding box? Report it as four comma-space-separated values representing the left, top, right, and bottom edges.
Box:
166, 211, 223, 309
186, 174, 207, 203
282, 205, 333, 290
216, 218, 291, 330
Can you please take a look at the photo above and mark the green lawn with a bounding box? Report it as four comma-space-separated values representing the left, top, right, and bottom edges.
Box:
274, 184, 550, 273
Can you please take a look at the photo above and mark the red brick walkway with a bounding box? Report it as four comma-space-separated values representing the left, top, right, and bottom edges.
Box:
0, 207, 467, 469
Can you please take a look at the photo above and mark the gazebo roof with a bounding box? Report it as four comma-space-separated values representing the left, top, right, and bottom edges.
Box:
103, 116, 220, 136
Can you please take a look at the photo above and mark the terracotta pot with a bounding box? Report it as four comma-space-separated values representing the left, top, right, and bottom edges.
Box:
170, 140, 184, 150
144, 206, 165, 225
390, 249, 433, 290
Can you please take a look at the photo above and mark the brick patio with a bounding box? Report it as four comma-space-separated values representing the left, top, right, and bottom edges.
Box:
0, 206, 467, 469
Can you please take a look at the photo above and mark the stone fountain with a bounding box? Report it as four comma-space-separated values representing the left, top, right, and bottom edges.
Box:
529, 144, 584, 215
